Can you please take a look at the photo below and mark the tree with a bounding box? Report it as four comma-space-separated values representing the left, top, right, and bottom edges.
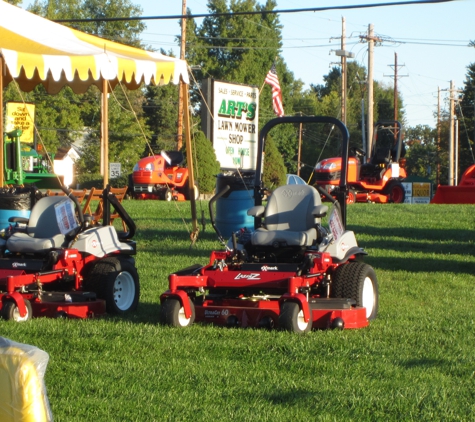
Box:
23, 0, 150, 179
404, 125, 438, 183
187, 131, 221, 194
185, 0, 306, 174
142, 50, 180, 153
457, 62, 475, 181
262, 135, 286, 189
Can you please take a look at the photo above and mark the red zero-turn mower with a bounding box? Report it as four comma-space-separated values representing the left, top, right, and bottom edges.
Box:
160, 116, 379, 333
0, 186, 140, 321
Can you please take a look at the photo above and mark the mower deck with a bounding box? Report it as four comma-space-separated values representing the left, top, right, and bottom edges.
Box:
195, 296, 367, 329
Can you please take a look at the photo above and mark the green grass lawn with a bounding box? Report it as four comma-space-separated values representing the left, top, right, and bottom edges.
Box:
2, 200, 475, 421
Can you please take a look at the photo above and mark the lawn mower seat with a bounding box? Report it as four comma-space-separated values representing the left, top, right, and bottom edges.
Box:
6, 196, 75, 254
371, 147, 392, 165
247, 184, 328, 247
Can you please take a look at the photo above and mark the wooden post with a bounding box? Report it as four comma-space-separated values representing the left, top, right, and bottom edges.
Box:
182, 82, 199, 242
177, 0, 187, 150
0, 55, 4, 187
102, 78, 109, 188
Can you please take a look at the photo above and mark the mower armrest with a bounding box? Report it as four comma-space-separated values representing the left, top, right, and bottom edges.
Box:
8, 216, 29, 224
312, 205, 328, 218
247, 205, 265, 218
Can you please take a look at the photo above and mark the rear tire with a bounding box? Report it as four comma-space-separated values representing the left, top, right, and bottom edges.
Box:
385, 180, 405, 203
332, 262, 379, 320
160, 297, 195, 327
2, 299, 32, 322
183, 183, 199, 200
278, 301, 312, 333
84, 257, 140, 314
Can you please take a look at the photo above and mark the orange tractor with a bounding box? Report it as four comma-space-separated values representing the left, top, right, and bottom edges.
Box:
314, 121, 407, 203
132, 151, 198, 201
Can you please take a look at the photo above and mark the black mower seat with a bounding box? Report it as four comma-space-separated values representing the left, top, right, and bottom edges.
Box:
247, 184, 328, 247
6, 196, 75, 254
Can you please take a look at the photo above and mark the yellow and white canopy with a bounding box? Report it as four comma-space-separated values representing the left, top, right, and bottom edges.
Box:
0, 0, 189, 94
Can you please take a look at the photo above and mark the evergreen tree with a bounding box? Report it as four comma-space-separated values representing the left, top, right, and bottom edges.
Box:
457, 62, 475, 181
187, 131, 221, 194
262, 135, 286, 189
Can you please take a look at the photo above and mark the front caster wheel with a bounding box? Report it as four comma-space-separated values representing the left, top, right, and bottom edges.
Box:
278, 301, 312, 333
160, 297, 195, 327
2, 299, 32, 322
164, 189, 173, 202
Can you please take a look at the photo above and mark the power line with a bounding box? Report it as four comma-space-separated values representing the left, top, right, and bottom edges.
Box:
54, 0, 456, 23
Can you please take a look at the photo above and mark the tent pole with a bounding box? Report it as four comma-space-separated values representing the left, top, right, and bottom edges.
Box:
102, 79, 109, 188
182, 82, 198, 243
0, 55, 4, 187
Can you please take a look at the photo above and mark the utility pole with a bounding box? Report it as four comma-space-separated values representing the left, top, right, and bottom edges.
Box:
341, 18, 347, 126
437, 87, 441, 186
384, 53, 407, 122
449, 80, 455, 186
359, 25, 381, 156
334, 17, 354, 126
177, 0, 187, 150
297, 120, 302, 176
384, 52, 407, 143
367, 24, 374, 155
455, 116, 459, 185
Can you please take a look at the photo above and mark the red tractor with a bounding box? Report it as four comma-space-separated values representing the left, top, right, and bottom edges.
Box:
132, 151, 198, 201
159, 116, 379, 333
314, 121, 407, 203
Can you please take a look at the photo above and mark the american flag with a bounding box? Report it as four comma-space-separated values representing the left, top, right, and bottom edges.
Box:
265, 63, 284, 117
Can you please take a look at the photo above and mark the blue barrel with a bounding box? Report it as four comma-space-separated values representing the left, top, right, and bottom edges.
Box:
0, 188, 33, 231
215, 173, 255, 239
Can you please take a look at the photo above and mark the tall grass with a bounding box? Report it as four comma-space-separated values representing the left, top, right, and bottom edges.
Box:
2, 201, 475, 421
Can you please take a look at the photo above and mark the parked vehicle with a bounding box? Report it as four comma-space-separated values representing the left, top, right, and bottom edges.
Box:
314, 121, 407, 203
0, 186, 140, 321
159, 116, 379, 333
132, 151, 198, 201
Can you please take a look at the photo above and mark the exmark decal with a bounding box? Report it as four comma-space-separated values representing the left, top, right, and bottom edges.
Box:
261, 265, 278, 271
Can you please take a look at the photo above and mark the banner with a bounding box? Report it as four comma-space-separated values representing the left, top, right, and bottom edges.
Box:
5, 102, 35, 144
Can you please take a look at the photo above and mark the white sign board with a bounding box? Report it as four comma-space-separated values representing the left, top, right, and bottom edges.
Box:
54, 199, 79, 235
329, 207, 344, 243
212, 81, 259, 170
109, 162, 121, 178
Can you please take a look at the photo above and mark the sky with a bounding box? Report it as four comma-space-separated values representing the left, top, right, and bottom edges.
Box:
22, 0, 475, 128
132, 0, 475, 129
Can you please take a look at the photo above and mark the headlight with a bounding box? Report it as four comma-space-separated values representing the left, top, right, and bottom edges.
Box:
145, 163, 154, 171
316, 161, 336, 170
